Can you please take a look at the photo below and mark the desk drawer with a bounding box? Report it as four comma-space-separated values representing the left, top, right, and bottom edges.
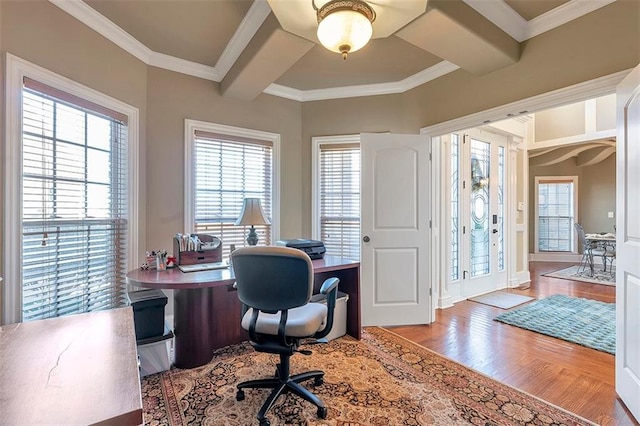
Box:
177, 250, 221, 265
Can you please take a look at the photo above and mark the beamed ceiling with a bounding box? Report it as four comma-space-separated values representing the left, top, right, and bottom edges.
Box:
52, 0, 616, 101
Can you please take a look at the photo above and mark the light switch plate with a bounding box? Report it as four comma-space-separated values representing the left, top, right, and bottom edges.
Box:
608, 211, 614, 218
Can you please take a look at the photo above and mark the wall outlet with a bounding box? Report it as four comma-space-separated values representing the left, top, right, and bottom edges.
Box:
608, 211, 615, 218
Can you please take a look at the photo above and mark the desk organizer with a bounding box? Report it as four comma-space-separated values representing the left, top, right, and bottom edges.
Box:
173, 234, 222, 265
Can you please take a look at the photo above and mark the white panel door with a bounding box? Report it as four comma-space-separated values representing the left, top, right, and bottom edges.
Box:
360, 133, 431, 326
616, 64, 640, 423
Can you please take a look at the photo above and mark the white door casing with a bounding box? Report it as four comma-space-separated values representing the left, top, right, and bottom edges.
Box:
360, 133, 431, 326
615, 63, 640, 423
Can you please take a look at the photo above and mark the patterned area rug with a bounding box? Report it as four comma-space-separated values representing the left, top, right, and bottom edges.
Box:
543, 265, 615, 286
495, 294, 615, 354
142, 327, 593, 425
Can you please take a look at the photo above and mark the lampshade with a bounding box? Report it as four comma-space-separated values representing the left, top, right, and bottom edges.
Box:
235, 198, 270, 227
315, 0, 376, 60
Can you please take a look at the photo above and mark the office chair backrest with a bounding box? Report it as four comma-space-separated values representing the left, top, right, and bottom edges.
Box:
232, 246, 314, 312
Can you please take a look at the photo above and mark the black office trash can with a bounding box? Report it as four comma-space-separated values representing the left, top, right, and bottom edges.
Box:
128, 289, 168, 340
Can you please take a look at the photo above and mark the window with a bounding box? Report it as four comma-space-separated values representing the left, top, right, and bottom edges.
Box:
312, 136, 360, 260
185, 120, 280, 259
3, 54, 138, 324
535, 177, 578, 252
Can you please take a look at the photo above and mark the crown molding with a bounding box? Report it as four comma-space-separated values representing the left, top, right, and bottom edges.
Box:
462, 0, 528, 42
49, 0, 612, 102
48, 0, 271, 83
526, 0, 616, 40
214, 0, 272, 80
49, 0, 153, 62
264, 61, 460, 102
463, 0, 616, 42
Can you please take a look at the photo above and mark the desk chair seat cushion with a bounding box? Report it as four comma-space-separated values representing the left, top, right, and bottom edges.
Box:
241, 303, 328, 338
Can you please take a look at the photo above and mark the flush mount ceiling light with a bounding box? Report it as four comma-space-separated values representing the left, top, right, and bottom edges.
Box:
314, 0, 376, 60
267, 0, 428, 58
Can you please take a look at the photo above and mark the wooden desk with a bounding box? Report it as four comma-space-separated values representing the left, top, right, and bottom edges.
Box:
0, 307, 143, 425
126, 256, 360, 369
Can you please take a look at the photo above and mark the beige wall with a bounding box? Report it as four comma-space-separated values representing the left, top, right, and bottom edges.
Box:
144, 67, 304, 252
528, 154, 617, 253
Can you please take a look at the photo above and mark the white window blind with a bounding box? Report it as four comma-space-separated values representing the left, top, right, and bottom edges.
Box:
21, 78, 129, 322
193, 131, 272, 258
319, 143, 360, 260
537, 179, 575, 252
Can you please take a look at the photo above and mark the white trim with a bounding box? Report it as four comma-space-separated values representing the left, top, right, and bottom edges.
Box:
50, 0, 615, 101
183, 119, 281, 242
214, 0, 272, 80
526, 0, 617, 40
533, 175, 579, 254
311, 135, 361, 241
48, 0, 272, 83
463, 0, 616, 42
3, 53, 140, 325
421, 70, 630, 137
463, 0, 528, 42
529, 253, 582, 263
264, 61, 460, 102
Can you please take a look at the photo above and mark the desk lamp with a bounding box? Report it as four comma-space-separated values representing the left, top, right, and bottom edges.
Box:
235, 198, 270, 246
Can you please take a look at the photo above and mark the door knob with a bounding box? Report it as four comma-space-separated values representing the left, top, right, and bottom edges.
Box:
362, 236, 370, 243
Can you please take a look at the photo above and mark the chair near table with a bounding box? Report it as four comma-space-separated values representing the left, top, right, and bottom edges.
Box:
575, 223, 614, 276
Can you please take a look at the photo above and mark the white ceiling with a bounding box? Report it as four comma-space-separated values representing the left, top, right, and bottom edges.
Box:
51, 0, 616, 101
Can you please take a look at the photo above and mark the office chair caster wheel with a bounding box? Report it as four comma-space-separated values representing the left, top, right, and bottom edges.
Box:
259, 418, 270, 426
317, 406, 328, 419
314, 376, 324, 386
236, 390, 245, 401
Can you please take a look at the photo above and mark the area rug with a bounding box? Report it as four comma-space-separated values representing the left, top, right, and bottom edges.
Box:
543, 265, 615, 286
468, 290, 534, 309
141, 327, 593, 425
495, 294, 615, 354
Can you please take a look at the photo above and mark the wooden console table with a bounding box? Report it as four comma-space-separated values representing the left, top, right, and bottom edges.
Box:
0, 307, 143, 425
126, 255, 360, 369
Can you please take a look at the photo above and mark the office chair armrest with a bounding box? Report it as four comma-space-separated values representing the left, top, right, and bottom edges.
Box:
314, 277, 340, 340
320, 277, 339, 295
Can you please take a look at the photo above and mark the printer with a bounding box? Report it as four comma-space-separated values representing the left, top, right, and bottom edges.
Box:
276, 239, 326, 260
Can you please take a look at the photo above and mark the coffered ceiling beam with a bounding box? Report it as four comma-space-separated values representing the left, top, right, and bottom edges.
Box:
220, 14, 314, 101
397, 0, 520, 75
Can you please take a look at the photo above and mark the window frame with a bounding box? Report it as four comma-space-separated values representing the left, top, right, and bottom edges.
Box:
534, 176, 579, 254
184, 119, 280, 246
311, 134, 361, 259
3, 53, 140, 325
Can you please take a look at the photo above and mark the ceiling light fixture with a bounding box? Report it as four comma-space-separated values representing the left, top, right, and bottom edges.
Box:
314, 0, 376, 60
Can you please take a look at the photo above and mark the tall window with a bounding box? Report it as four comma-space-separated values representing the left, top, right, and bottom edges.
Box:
313, 137, 360, 260
186, 121, 278, 258
20, 78, 129, 321
536, 177, 577, 252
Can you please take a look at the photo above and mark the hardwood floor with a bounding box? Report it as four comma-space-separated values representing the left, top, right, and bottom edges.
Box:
388, 262, 637, 426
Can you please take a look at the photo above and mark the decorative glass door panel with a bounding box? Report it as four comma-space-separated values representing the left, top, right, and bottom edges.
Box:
449, 129, 508, 299
470, 139, 490, 277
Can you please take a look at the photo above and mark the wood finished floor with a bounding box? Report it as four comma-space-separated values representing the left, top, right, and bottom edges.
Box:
387, 262, 637, 426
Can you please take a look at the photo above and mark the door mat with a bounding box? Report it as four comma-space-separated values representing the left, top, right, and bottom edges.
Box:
468, 290, 534, 309
543, 265, 615, 286
495, 294, 615, 354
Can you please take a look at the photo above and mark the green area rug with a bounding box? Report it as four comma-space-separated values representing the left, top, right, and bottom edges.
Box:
495, 294, 615, 354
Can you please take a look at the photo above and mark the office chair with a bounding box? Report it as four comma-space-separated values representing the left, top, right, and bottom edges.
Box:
231, 246, 339, 426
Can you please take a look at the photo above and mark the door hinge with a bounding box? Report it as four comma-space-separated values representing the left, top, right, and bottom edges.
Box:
463, 226, 466, 234
429, 219, 432, 228
429, 152, 432, 161
463, 181, 466, 189
429, 288, 432, 296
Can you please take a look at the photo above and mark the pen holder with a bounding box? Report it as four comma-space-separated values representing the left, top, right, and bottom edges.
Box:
156, 252, 167, 271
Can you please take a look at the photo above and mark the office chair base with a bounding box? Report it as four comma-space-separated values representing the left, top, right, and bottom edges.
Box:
236, 369, 327, 424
